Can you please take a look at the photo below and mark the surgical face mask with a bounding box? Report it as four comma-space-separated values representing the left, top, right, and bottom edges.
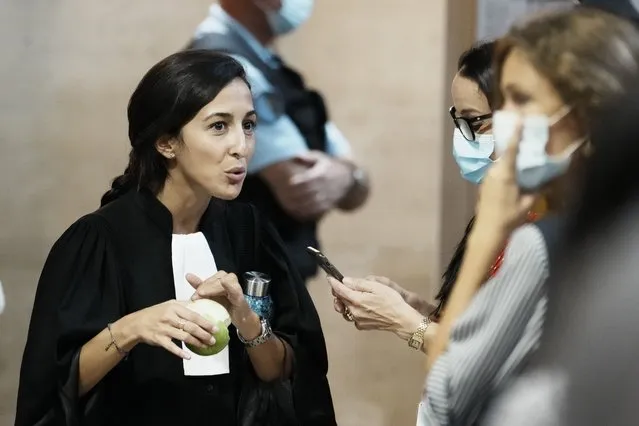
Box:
493, 106, 584, 191
452, 128, 495, 184
264, 0, 314, 36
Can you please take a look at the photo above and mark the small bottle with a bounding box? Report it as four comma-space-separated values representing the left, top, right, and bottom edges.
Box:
243, 271, 273, 321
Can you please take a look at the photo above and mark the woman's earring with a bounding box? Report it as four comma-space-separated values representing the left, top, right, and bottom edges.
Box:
168, 153, 175, 159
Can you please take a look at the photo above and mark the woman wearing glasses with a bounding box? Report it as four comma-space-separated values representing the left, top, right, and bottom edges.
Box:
441, 41, 549, 320
448, 42, 496, 185
326, 41, 541, 345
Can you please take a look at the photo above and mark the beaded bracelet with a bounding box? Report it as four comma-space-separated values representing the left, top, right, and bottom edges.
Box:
105, 323, 129, 359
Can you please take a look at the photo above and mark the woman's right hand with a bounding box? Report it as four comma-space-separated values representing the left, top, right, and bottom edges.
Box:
364, 276, 431, 314
127, 300, 218, 360
332, 275, 424, 313
329, 277, 424, 341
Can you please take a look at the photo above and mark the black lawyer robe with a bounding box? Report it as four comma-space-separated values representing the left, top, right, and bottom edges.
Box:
15, 190, 336, 426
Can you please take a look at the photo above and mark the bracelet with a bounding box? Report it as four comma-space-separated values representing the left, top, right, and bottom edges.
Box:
105, 323, 129, 359
237, 317, 273, 348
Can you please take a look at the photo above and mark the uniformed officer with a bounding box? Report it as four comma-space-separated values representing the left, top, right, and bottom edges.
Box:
187, 0, 370, 282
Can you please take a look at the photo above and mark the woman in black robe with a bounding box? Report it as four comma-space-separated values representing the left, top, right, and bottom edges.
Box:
15, 50, 336, 426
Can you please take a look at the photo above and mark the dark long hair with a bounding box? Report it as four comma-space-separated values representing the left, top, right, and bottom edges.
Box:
100, 50, 249, 207
430, 41, 496, 320
457, 41, 496, 109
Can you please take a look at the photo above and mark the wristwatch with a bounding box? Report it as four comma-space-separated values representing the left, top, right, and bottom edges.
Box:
408, 317, 431, 350
237, 317, 273, 348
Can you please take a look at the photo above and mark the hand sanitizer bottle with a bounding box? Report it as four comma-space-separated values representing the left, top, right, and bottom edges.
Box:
243, 271, 273, 321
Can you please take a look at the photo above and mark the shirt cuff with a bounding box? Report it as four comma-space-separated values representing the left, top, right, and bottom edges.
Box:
325, 122, 352, 158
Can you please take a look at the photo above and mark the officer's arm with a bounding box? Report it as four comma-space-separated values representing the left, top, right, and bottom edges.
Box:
325, 122, 370, 211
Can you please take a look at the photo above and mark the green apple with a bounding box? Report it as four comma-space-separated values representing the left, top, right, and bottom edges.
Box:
185, 299, 232, 356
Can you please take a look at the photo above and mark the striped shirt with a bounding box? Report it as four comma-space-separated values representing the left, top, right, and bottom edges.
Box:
418, 224, 550, 426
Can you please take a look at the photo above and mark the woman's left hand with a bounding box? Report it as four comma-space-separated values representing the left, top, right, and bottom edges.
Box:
328, 276, 424, 341
187, 272, 261, 339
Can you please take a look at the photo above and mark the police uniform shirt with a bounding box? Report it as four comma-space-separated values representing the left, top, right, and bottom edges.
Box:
193, 4, 352, 174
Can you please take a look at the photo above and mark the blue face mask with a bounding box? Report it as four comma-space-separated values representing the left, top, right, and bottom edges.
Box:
452, 128, 495, 184
265, 0, 314, 36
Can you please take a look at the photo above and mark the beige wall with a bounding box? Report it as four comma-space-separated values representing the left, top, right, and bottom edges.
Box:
0, 1, 475, 424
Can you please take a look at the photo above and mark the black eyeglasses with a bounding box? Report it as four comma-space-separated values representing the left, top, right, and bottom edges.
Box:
449, 106, 492, 141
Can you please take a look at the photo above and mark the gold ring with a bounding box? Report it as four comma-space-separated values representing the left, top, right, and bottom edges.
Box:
344, 308, 355, 322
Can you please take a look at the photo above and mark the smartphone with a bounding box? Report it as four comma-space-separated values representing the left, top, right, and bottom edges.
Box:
306, 246, 344, 282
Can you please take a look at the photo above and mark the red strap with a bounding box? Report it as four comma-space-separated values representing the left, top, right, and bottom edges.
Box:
487, 211, 540, 279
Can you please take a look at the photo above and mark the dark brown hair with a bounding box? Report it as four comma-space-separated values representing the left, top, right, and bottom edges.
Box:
458, 41, 497, 108
494, 7, 639, 123
100, 50, 249, 207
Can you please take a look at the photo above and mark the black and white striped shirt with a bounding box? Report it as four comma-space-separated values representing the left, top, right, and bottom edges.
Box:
418, 224, 551, 426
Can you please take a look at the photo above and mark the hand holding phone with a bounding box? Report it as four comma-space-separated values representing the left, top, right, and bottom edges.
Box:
306, 247, 357, 322
306, 246, 344, 282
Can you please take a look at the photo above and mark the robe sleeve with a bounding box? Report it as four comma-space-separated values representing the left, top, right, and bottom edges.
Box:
15, 213, 125, 426
255, 210, 337, 426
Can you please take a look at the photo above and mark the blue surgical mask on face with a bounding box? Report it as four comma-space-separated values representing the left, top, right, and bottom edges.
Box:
452, 128, 495, 184
493, 107, 585, 191
265, 0, 314, 36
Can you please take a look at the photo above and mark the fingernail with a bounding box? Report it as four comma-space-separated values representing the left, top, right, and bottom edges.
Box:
212, 326, 219, 333
184, 353, 192, 360
210, 337, 216, 344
